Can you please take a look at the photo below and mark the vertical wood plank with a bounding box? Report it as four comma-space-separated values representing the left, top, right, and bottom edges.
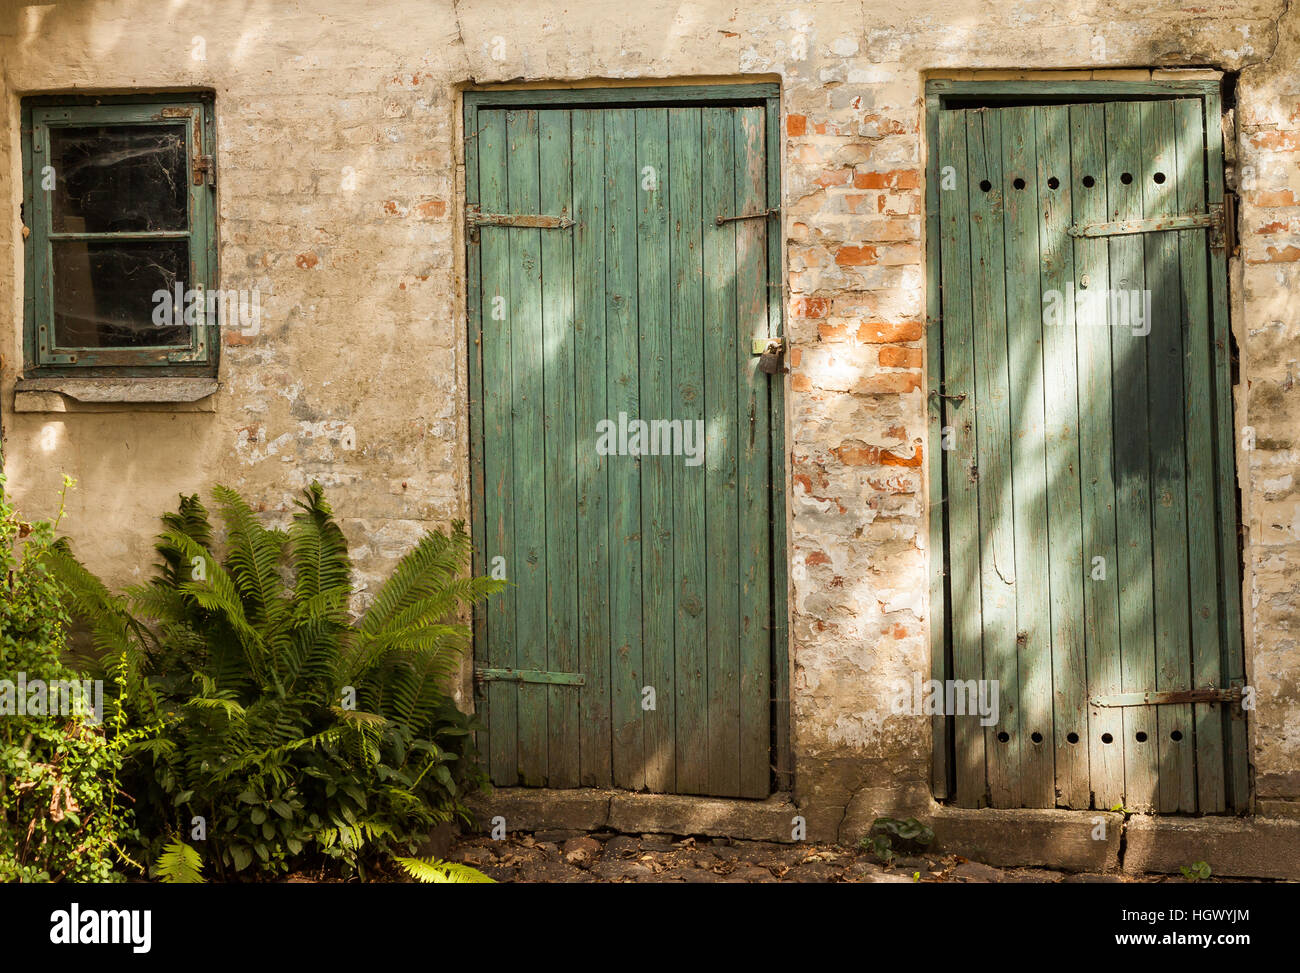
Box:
1204, 88, 1250, 810
669, 107, 709, 794
478, 108, 519, 786
538, 109, 580, 787
938, 109, 986, 808
604, 107, 646, 791
1036, 105, 1091, 808
925, 94, 950, 801
1174, 96, 1226, 813
966, 108, 1021, 808
573, 108, 613, 787
506, 109, 549, 786
1070, 103, 1125, 809
735, 105, 772, 798
1000, 105, 1054, 806
766, 96, 792, 793
635, 107, 677, 792
702, 106, 741, 797
1105, 100, 1159, 811
464, 101, 491, 770
1140, 100, 1196, 812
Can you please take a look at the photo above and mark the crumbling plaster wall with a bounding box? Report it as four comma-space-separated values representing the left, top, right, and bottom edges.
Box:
0, 0, 1295, 837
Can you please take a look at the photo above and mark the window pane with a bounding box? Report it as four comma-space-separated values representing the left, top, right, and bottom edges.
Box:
52, 239, 190, 348
50, 125, 188, 233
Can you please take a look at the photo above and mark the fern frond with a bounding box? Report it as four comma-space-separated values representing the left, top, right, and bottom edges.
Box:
394, 855, 494, 884
155, 839, 205, 883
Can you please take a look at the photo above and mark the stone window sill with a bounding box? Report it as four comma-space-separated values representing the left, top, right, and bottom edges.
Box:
12, 377, 220, 413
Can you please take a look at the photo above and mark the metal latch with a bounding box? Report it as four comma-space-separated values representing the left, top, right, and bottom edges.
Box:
752, 336, 787, 374
466, 204, 574, 241
193, 154, 215, 187
717, 206, 780, 226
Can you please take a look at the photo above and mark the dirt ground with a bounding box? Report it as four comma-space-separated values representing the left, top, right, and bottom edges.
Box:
449, 830, 1206, 883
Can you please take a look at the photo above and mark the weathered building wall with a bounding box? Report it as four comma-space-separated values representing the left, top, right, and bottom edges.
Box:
1, 0, 1296, 838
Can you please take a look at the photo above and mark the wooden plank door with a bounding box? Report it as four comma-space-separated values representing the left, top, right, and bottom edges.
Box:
466, 99, 782, 799
935, 98, 1247, 812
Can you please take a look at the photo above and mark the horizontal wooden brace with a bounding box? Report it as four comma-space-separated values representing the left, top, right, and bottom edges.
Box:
1092, 687, 1240, 707
1068, 209, 1219, 238
474, 667, 586, 686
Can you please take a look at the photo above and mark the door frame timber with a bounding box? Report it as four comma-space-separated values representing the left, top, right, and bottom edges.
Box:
462, 83, 792, 794
923, 78, 1249, 811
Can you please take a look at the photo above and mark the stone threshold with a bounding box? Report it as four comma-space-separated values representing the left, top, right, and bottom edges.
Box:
467, 788, 1300, 879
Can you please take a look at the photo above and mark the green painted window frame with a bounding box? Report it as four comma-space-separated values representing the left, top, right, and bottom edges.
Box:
21, 94, 218, 377
462, 83, 793, 791
922, 78, 1248, 810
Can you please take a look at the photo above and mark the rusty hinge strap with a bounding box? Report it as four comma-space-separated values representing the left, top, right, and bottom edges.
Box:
466, 205, 573, 230
716, 206, 780, 226
1068, 208, 1219, 238
474, 667, 585, 687
1092, 687, 1241, 707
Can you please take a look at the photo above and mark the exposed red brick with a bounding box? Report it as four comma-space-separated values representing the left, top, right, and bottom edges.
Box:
815, 169, 853, 188
414, 198, 447, 220
878, 345, 922, 368
791, 296, 832, 318
1249, 245, 1300, 263
856, 372, 922, 395
881, 442, 923, 467
1250, 131, 1300, 151
791, 372, 812, 391
857, 320, 924, 343
853, 169, 920, 190
806, 550, 832, 566
786, 114, 807, 136
818, 322, 849, 341
1256, 190, 1297, 207
832, 443, 881, 466
295, 252, 319, 269
1256, 221, 1289, 234
835, 245, 878, 266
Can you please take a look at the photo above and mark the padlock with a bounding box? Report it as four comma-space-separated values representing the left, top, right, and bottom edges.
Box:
758, 339, 786, 374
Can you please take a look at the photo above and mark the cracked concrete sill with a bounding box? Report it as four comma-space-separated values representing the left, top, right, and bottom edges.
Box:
12, 377, 220, 413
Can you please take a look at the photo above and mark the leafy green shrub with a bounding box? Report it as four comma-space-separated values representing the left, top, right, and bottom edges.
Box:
50, 483, 503, 880
0, 475, 137, 882
859, 816, 935, 864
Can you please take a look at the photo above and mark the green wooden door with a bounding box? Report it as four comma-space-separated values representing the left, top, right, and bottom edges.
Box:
465, 96, 783, 799
934, 98, 1247, 813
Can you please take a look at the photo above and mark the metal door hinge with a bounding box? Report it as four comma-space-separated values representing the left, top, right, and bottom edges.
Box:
1068, 208, 1220, 239
193, 154, 215, 187
1092, 687, 1241, 708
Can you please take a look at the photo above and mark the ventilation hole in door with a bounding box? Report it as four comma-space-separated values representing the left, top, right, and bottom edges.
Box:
1171, 729, 1184, 742
1013, 177, 1026, 190
1153, 171, 1167, 184
1135, 731, 1148, 743
1030, 731, 1043, 744
1082, 175, 1096, 188
1066, 732, 1080, 744
997, 731, 1010, 743
1047, 176, 1060, 190
1120, 172, 1134, 184
1101, 732, 1114, 744
979, 179, 992, 192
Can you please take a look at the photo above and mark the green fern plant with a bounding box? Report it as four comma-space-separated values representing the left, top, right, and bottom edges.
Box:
154, 838, 205, 883
49, 483, 504, 881
394, 855, 494, 884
